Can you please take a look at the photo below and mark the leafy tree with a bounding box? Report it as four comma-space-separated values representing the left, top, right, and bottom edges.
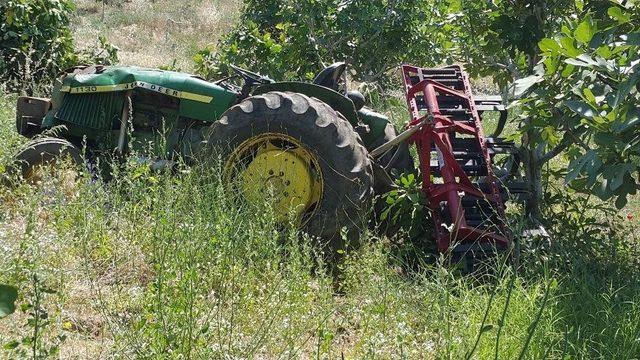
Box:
441, 0, 576, 87
429, 0, 639, 219
0, 0, 76, 93
516, 2, 640, 209
194, 0, 443, 83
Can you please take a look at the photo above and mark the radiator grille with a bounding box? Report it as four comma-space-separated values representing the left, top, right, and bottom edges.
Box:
56, 92, 125, 130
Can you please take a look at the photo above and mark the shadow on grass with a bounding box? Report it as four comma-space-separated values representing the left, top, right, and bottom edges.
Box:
515, 190, 640, 359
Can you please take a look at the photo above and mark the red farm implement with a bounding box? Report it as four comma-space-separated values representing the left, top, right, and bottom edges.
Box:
388, 64, 526, 257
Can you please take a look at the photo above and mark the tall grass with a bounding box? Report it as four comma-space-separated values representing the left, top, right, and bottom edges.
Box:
1, 89, 639, 358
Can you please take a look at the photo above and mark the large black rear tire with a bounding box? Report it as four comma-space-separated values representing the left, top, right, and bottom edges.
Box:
206, 91, 374, 250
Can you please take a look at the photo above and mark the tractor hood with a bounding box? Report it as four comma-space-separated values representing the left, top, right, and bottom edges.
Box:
58, 66, 237, 121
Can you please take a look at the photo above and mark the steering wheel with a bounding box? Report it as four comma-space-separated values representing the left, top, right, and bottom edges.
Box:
229, 64, 273, 86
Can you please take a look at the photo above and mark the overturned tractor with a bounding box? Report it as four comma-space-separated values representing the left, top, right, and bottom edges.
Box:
8, 62, 526, 260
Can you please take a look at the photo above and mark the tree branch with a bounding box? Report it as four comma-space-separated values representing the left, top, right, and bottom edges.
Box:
539, 125, 586, 164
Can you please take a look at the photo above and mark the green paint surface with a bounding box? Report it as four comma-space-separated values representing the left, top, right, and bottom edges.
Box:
60, 66, 237, 121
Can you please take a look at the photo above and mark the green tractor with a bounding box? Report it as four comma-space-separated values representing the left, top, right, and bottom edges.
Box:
9, 63, 412, 243
8, 62, 524, 260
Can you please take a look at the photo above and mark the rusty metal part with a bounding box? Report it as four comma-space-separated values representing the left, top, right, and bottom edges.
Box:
16, 97, 50, 137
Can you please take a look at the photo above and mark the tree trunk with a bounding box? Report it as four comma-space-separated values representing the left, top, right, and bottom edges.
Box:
525, 150, 543, 220
522, 128, 543, 222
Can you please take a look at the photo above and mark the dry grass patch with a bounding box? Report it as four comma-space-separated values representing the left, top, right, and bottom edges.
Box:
71, 0, 242, 70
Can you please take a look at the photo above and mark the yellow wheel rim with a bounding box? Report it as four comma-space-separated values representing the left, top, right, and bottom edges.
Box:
225, 133, 323, 224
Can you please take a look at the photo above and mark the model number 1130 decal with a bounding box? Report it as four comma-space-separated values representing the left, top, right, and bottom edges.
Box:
60, 81, 213, 103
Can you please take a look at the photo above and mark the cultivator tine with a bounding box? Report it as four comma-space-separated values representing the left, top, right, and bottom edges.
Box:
401, 64, 513, 256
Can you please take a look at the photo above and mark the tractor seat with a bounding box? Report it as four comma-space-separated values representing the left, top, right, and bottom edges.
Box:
313, 62, 346, 91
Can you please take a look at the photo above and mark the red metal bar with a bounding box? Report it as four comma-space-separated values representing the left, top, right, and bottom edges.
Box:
401, 64, 511, 253
422, 83, 467, 229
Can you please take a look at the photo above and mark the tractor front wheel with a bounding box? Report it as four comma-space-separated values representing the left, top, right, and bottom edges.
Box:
8, 137, 84, 185
206, 91, 374, 254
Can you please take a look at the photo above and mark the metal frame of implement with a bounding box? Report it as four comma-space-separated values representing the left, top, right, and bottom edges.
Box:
401, 64, 511, 253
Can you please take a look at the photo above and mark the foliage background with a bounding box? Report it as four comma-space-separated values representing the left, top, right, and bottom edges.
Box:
0, 0, 76, 93
517, 5, 640, 208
